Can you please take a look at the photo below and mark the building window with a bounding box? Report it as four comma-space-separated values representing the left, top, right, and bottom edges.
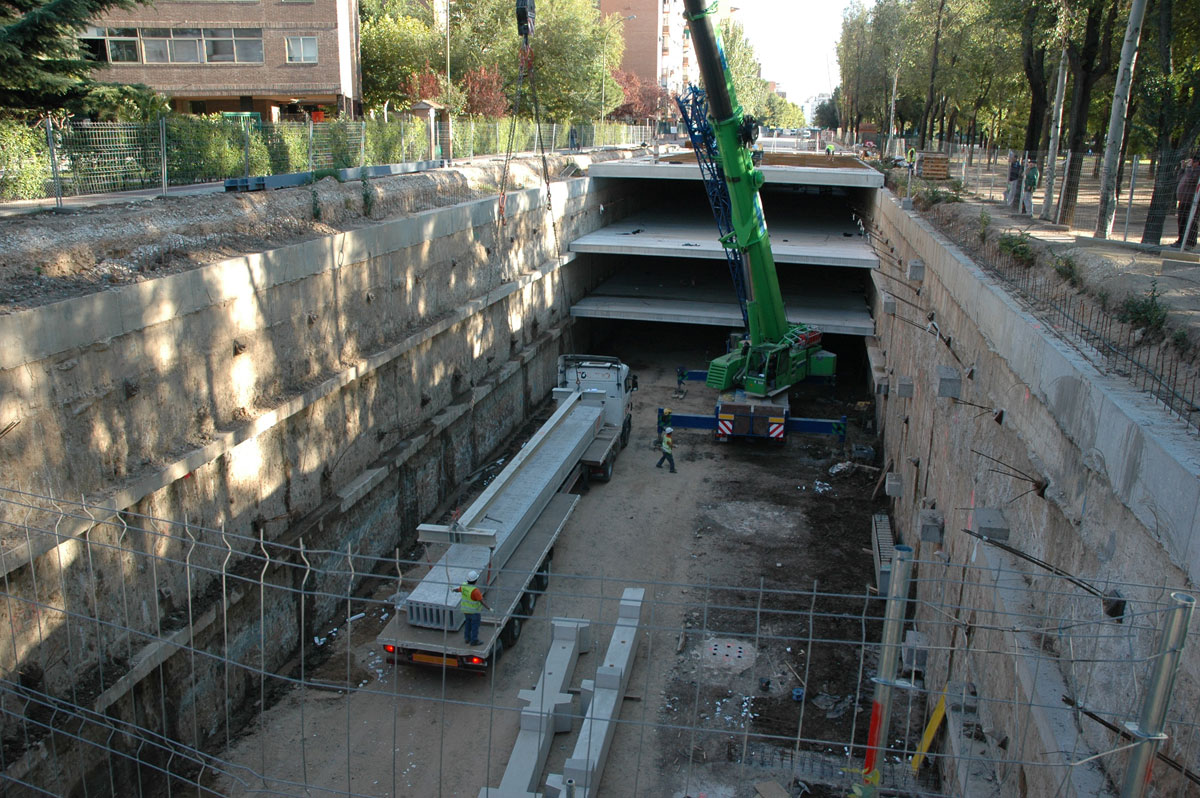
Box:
286, 36, 318, 63
79, 26, 263, 64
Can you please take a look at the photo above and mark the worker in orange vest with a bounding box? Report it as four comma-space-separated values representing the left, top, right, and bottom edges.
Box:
454, 570, 492, 645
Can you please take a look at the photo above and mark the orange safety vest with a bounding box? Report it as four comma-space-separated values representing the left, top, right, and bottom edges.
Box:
459, 582, 482, 613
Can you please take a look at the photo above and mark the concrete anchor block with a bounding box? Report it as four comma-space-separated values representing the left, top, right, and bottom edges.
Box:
885, 473, 902, 497
906, 258, 925, 281
936, 365, 961, 399
882, 293, 897, 314
896, 376, 914, 398
919, 509, 945, 543
902, 630, 929, 673
972, 508, 1009, 542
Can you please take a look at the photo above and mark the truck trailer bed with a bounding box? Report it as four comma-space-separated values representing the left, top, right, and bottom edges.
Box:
378, 493, 579, 663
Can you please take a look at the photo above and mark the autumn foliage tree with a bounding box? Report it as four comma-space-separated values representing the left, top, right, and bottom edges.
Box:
611, 70, 669, 121
463, 65, 507, 117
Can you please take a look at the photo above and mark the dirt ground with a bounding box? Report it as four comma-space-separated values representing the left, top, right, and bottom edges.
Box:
206, 326, 927, 798
0, 149, 641, 314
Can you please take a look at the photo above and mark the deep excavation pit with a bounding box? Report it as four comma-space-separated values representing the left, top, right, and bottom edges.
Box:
2, 157, 1199, 798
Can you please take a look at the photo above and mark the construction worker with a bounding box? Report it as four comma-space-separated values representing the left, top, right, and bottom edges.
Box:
657, 408, 673, 440
656, 427, 676, 473
454, 570, 491, 645
825, 142, 835, 158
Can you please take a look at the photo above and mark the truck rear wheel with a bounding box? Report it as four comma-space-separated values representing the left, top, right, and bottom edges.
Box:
520, 591, 537, 615
487, 637, 504, 667
501, 616, 522, 647
595, 456, 613, 482
620, 416, 631, 449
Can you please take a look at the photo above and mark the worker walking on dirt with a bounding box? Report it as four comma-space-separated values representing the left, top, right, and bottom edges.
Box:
1020, 158, 1039, 215
656, 427, 676, 473
1005, 153, 1022, 207
454, 570, 491, 645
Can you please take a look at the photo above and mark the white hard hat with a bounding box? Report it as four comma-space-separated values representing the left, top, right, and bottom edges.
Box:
467, 570, 480, 583
664, 427, 673, 434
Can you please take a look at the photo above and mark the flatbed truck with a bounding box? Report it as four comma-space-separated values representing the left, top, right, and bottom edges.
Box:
377, 355, 635, 672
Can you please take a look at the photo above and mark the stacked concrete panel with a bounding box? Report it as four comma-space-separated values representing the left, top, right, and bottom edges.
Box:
545, 587, 645, 798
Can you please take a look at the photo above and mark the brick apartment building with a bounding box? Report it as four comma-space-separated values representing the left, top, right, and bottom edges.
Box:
599, 0, 689, 100
83, 0, 362, 120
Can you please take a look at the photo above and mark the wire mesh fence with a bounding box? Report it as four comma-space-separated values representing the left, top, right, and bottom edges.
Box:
0, 488, 1196, 797
0, 117, 656, 204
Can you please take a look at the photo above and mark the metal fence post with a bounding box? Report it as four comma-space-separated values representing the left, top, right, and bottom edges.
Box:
1119, 592, 1194, 798
861, 544, 914, 792
1124, 155, 1139, 242
159, 116, 168, 195
242, 119, 251, 179
359, 121, 366, 168
307, 120, 314, 173
45, 118, 63, 208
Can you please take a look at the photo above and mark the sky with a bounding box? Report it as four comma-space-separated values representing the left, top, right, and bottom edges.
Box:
730, 0, 856, 103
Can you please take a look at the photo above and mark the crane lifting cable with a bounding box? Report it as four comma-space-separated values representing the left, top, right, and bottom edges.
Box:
495, 0, 559, 257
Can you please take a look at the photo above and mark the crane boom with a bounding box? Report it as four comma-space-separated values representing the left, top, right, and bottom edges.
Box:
681, 0, 835, 396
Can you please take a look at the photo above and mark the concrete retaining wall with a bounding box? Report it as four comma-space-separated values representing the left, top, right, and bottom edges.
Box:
871, 188, 1200, 795
0, 175, 635, 796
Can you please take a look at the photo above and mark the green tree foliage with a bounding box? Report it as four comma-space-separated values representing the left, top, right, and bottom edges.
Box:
762, 94, 806, 129
718, 19, 769, 120
361, 14, 436, 112
0, 0, 158, 115
815, 95, 840, 129
517, 0, 621, 121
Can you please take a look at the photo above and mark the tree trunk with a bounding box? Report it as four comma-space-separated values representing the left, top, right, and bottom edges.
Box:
919, 0, 948, 150
1021, 5, 1049, 153
1141, 0, 1177, 244
1058, 0, 1120, 227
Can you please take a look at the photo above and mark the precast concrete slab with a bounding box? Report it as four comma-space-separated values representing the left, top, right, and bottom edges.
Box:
568, 210, 878, 269
544, 588, 645, 798
406, 395, 603, 630
570, 268, 874, 335
589, 155, 885, 189
481, 619, 592, 798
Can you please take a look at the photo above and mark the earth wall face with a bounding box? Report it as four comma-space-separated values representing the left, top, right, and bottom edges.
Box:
871, 188, 1199, 797
0, 176, 632, 796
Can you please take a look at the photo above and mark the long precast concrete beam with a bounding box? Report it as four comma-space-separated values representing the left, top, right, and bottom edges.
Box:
479, 618, 593, 798
544, 587, 645, 798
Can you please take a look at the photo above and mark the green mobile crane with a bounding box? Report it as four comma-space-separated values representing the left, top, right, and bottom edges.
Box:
680, 0, 835, 397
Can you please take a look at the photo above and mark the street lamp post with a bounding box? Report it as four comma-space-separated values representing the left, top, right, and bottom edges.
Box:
599, 14, 634, 146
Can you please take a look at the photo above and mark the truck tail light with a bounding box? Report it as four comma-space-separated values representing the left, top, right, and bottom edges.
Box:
468, 656, 484, 665
384, 645, 395, 653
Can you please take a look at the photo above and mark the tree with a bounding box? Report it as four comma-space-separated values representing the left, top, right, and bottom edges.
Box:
361, 14, 436, 112
612, 69, 669, 121
718, 19, 769, 119
815, 93, 841, 129
518, 0, 621, 121
762, 93, 806, 129
0, 0, 146, 114
1058, 0, 1121, 226
1139, 0, 1200, 244
463, 65, 507, 117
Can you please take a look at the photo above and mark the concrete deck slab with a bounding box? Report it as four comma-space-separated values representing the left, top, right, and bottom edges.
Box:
570, 268, 874, 335
569, 210, 878, 269
589, 156, 884, 188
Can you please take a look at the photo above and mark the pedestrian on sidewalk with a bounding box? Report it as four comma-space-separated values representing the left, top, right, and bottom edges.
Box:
454, 570, 491, 645
656, 427, 676, 473
1176, 154, 1200, 248
1004, 153, 1021, 206
1020, 158, 1040, 215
